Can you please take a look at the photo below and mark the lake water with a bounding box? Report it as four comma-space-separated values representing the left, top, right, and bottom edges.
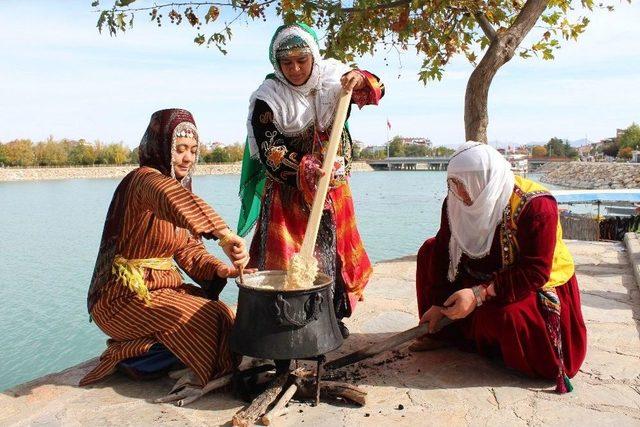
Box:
0, 171, 552, 391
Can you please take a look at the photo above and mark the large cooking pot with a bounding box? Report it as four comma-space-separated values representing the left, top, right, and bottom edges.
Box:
230, 270, 344, 360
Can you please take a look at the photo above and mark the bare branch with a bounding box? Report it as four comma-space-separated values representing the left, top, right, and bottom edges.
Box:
343, 0, 412, 12
104, 2, 235, 12
474, 12, 497, 40
103, 0, 278, 13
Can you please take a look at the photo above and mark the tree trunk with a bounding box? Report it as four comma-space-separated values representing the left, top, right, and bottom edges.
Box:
464, 0, 551, 143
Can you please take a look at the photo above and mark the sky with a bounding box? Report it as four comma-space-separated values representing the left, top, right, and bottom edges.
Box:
0, 1, 639, 148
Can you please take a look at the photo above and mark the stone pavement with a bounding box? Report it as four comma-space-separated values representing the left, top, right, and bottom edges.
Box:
2, 240, 639, 426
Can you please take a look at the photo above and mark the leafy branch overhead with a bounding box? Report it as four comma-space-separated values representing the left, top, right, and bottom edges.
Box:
91, 0, 609, 82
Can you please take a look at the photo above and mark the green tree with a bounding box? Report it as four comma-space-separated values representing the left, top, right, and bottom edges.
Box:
130, 146, 140, 164
92, 0, 611, 143
531, 145, 547, 157
601, 141, 619, 158
198, 145, 211, 163
0, 143, 6, 166
545, 137, 566, 158
359, 146, 385, 160
3, 139, 35, 166
226, 144, 245, 162
388, 136, 405, 157
102, 143, 131, 165
619, 123, 640, 150
434, 146, 454, 157
34, 140, 69, 166
206, 146, 231, 163
69, 143, 97, 165
404, 143, 428, 157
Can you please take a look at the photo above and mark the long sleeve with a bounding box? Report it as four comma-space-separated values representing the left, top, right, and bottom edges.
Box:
174, 232, 224, 282
492, 196, 558, 304
251, 99, 300, 187
416, 199, 453, 314
134, 167, 228, 239
351, 70, 385, 108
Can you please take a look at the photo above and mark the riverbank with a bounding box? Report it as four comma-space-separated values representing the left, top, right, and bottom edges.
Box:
539, 162, 640, 189
3, 240, 639, 425
0, 161, 375, 182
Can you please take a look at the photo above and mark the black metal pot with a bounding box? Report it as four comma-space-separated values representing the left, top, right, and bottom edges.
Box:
230, 270, 344, 360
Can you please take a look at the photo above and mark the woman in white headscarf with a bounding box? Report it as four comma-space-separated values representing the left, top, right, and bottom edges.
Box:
413, 141, 586, 394
238, 23, 384, 337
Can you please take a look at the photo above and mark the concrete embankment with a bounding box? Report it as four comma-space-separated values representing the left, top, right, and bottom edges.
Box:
2, 240, 640, 425
0, 162, 375, 182
539, 162, 640, 189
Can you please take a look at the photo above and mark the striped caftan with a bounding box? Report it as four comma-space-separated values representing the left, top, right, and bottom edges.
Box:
80, 167, 235, 386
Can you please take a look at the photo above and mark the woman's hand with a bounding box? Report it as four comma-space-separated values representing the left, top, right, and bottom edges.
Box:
441, 288, 477, 320
217, 265, 257, 279
218, 230, 250, 271
340, 70, 365, 91
299, 155, 324, 192
419, 305, 445, 333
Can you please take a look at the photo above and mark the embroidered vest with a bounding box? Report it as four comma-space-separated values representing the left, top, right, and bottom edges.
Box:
500, 176, 575, 289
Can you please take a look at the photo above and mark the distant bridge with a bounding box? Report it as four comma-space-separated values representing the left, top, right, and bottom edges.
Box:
367, 156, 572, 172
367, 157, 451, 171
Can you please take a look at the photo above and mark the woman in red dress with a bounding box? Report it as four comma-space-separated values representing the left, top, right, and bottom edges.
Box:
413, 141, 587, 393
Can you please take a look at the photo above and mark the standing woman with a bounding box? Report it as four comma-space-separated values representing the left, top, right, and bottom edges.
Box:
238, 23, 384, 336
81, 109, 250, 399
412, 141, 587, 393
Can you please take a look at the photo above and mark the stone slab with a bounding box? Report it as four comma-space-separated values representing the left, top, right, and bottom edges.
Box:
2, 241, 640, 426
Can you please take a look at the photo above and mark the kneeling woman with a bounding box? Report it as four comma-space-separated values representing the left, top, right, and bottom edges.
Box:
80, 109, 250, 394
414, 141, 587, 393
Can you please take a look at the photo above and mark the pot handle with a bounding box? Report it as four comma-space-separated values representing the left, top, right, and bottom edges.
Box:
274, 292, 323, 327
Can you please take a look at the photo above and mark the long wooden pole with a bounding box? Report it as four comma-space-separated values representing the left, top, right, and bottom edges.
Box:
299, 90, 352, 260
324, 317, 453, 371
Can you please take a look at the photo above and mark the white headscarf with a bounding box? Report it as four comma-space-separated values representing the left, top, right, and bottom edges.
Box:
446, 141, 515, 281
246, 24, 351, 158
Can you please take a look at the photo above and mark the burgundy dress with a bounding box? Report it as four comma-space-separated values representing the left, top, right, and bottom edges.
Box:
416, 196, 587, 380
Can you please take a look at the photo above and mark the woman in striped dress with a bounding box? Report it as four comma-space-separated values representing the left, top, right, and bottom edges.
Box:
80, 109, 250, 402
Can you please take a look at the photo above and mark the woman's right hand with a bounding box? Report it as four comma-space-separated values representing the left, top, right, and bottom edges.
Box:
419, 305, 445, 334
218, 230, 250, 271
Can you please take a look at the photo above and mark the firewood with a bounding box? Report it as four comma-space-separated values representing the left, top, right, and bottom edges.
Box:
294, 377, 367, 407
232, 371, 289, 427
320, 381, 367, 406
260, 383, 298, 425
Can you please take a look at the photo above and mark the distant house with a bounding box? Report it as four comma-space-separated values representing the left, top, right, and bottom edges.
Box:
396, 137, 432, 147
577, 143, 597, 156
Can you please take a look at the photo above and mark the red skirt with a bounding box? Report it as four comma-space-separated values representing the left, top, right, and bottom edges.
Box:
416, 238, 587, 379
249, 180, 372, 314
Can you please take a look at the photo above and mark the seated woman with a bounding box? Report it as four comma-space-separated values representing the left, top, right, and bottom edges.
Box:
238, 23, 384, 337
413, 141, 587, 393
80, 109, 250, 402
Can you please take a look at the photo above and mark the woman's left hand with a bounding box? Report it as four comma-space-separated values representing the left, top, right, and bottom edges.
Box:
341, 70, 365, 91
217, 265, 257, 279
441, 288, 477, 320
